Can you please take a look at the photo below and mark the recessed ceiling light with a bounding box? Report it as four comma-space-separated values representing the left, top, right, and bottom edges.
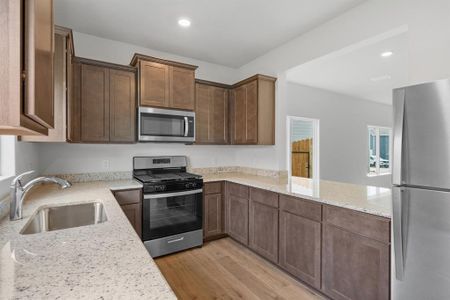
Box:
178, 18, 191, 27
380, 51, 393, 58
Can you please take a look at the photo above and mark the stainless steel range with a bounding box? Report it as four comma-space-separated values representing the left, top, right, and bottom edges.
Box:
133, 156, 203, 258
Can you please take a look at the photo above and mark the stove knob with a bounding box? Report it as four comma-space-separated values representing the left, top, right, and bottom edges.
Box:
192, 182, 197, 188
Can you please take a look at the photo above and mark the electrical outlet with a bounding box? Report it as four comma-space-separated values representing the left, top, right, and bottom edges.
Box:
102, 160, 110, 170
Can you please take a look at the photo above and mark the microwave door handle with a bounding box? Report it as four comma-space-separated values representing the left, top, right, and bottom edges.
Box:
184, 117, 189, 137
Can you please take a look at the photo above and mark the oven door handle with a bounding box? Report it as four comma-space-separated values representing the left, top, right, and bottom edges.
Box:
144, 189, 203, 199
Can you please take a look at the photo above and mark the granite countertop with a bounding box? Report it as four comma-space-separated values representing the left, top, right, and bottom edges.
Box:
202, 173, 392, 218
0, 180, 175, 299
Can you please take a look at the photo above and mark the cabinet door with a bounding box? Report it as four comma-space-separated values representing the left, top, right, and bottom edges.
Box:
211, 87, 229, 144
204, 193, 223, 238
195, 83, 211, 143
109, 69, 136, 143
245, 80, 258, 144
279, 210, 321, 289
80, 64, 110, 142
23, 0, 54, 129
322, 224, 389, 300
227, 194, 249, 245
121, 203, 142, 238
170, 66, 195, 110
21, 29, 68, 142
139, 61, 169, 107
249, 200, 278, 263
232, 85, 247, 144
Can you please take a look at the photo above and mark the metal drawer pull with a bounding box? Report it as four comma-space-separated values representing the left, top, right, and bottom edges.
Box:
168, 237, 184, 244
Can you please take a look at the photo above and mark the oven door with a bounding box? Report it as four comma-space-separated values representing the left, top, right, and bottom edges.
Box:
142, 189, 203, 241
138, 107, 195, 142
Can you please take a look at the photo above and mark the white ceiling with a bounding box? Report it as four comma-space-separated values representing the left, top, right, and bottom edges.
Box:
286, 31, 409, 105
54, 0, 365, 68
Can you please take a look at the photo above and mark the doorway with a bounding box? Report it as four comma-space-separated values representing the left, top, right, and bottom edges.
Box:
287, 116, 319, 180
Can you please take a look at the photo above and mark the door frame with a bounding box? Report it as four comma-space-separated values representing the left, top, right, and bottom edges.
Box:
286, 116, 320, 181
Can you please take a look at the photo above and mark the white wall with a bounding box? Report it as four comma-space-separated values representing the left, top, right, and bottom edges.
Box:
0, 138, 41, 199
238, 0, 450, 87
72, 32, 239, 84
39, 143, 237, 174
285, 83, 392, 187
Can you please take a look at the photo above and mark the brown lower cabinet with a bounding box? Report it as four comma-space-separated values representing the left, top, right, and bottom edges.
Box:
279, 195, 322, 289
203, 182, 225, 240
322, 206, 390, 300
249, 187, 279, 263
219, 181, 391, 300
113, 188, 142, 237
225, 182, 249, 245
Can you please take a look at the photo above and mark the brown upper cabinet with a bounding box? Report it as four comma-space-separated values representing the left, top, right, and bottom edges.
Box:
130, 54, 197, 111
21, 26, 74, 142
69, 57, 136, 143
230, 75, 276, 145
195, 80, 229, 144
0, 0, 54, 135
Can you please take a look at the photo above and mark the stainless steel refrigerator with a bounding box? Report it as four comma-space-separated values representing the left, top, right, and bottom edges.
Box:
392, 79, 450, 299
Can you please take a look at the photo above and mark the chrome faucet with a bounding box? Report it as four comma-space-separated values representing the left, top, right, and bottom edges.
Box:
10, 171, 72, 221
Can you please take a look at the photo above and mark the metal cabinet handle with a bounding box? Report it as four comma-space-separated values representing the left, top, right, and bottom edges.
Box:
393, 187, 409, 280
393, 89, 405, 185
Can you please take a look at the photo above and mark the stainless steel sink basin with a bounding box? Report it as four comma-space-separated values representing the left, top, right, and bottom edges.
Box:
21, 202, 107, 235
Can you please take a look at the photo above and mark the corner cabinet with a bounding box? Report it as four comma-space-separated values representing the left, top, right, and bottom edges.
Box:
230, 75, 276, 145
130, 54, 197, 111
69, 57, 136, 143
113, 188, 142, 237
0, 0, 54, 135
195, 80, 229, 144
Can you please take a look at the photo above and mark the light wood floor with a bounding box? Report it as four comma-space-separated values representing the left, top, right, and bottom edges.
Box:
155, 238, 324, 300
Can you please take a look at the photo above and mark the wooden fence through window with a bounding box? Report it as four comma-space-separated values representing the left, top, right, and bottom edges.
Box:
291, 138, 312, 178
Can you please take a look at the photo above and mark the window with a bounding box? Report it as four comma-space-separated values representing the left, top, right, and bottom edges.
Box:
368, 126, 392, 176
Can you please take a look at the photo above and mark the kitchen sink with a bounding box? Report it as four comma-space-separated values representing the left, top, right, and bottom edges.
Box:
21, 202, 107, 235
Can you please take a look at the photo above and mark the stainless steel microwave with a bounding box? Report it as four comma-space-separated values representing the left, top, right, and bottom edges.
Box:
138, 107, 195, 143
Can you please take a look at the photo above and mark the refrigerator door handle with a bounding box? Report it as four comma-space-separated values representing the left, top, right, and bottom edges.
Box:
393, 89, 406, 185
393, 187, 409, 281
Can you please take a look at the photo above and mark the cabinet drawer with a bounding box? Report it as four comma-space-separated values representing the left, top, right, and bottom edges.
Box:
113, 189, 142, 206
250, 187, 278, 208
226, 182, 249, 199
279, 195, 321, 222
323, 205, 390, 244
204, 182, 222, 194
